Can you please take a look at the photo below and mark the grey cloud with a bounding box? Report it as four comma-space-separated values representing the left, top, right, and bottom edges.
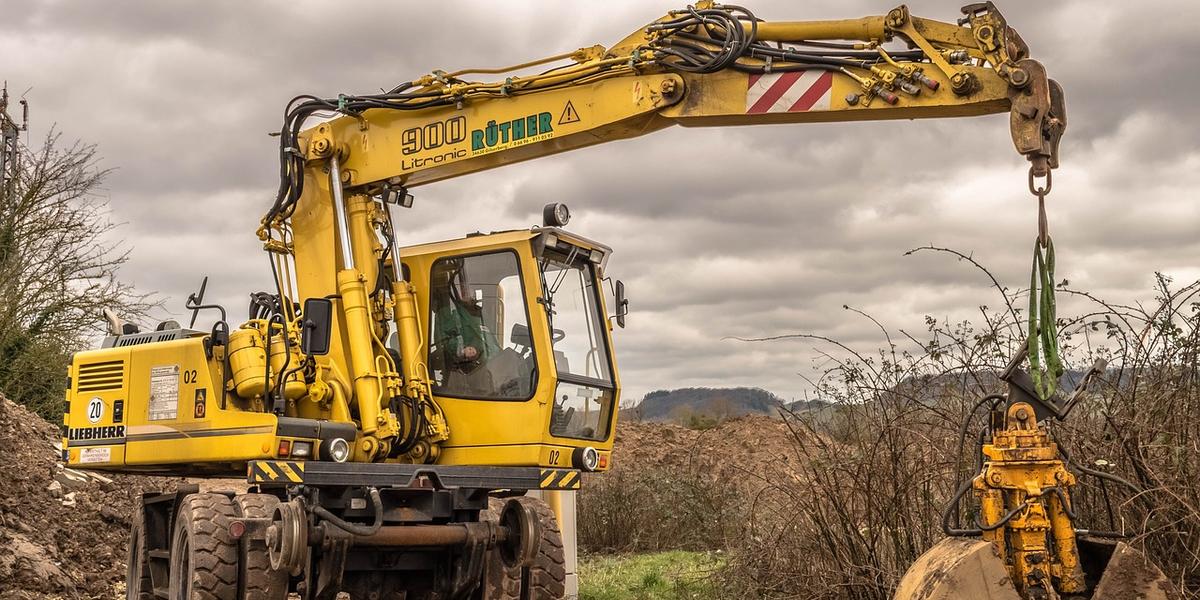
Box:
2, 0, 1195, 403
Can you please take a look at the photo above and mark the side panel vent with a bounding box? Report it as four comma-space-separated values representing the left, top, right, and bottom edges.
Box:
114, 330, 186, 347
77, 360, 126, 393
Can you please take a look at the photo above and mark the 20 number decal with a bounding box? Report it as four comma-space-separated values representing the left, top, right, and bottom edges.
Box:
86, 397, 104, 424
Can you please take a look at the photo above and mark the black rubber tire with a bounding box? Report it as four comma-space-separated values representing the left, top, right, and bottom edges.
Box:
234, 494, 289, 600
482, 496, 566, 600
517, 496, 567, 600
169, 493, 240, 600
127, 506, 154, 600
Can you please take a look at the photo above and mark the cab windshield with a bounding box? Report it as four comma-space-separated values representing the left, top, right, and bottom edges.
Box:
428, 251, 537, 400
539, 243, 615, 441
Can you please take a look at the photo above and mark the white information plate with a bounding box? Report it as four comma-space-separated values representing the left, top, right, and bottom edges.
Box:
80, 447, 111, 464
149, 365, 180, 421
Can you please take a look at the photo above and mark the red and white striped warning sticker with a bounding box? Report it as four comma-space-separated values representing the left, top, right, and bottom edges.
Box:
746, 70, 834, 114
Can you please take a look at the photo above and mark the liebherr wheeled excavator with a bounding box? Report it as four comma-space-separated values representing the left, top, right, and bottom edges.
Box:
61, 2, 1171, 599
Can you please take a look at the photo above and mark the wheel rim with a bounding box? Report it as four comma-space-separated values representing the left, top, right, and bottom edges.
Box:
173, 535, 190, 599
498, 499, 540, 569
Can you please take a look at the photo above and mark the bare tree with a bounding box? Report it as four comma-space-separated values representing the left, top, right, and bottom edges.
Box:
0, 130, 154, 420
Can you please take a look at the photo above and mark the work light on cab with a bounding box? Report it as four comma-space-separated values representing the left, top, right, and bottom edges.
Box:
543, 202, 570, 227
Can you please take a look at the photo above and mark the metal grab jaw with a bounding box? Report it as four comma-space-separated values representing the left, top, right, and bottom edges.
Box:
897, 347, 1177, 600
976, 400, 1086, 598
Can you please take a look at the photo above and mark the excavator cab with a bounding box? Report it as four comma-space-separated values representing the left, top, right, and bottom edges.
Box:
399, 220, 621, 473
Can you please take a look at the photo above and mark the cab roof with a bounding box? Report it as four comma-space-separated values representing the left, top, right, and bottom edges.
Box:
399, 227, 612, 265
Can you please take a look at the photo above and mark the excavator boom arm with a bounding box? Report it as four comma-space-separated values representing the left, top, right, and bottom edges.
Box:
281, 1, 1063, 204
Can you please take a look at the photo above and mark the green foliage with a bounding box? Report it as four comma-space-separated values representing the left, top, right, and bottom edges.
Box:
579, 551, 722, 600
683, 412, 719, 431
0, 338, 71, 421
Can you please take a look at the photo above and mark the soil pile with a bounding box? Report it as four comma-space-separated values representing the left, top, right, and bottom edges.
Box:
0, 394, 177, 599
609, 415, 803, 485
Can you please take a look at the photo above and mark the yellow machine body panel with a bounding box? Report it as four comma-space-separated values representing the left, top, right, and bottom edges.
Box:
64, 335, 300, 473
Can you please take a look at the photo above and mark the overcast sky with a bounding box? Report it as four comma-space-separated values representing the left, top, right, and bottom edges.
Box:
2, 0, 1197, 404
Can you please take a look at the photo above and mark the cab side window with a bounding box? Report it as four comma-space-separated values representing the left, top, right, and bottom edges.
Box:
428, 252, 537, 400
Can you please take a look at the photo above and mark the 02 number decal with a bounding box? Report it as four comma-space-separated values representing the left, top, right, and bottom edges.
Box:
182, 369, 198, 384
548, 449, 561, 465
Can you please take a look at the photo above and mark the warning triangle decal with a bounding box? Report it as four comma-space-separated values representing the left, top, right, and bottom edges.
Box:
559, 101, 581, 125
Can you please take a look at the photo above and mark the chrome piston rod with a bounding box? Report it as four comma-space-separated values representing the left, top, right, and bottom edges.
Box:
329, 153, 356, 270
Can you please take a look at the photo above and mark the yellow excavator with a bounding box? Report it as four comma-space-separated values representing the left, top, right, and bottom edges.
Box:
60, 2, 1171, 599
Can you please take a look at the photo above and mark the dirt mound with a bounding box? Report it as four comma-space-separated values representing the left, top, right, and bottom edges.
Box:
0, 394, 179, 599
610, 415, 802, 484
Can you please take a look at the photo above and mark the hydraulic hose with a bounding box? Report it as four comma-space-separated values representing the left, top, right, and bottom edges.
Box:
942, 477, 982, 536
949, 394, 1006, 529
1058, 443, 1143, 494
312, 488, 383, 536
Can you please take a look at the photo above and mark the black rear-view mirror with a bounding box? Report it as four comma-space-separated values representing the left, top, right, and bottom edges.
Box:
614, 280, 629, 328
301, 298, 334, 355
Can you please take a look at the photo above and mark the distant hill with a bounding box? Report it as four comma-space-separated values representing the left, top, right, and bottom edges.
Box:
624, 366, 1098, 426
784, 398, 832, 413
626, 387, 794, 423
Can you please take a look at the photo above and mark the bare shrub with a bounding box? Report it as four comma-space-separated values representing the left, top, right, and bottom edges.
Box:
0, 131, 155, 420
1053, 275, 1200, 594
718, 255, 1200, 598
720, 329, 985, 598
576, 245, 1199, 597
578, 465, 741, 554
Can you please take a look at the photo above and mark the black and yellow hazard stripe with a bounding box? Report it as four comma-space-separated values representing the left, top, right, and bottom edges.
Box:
539, 468, 581, 490
248, 460, 306, 483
